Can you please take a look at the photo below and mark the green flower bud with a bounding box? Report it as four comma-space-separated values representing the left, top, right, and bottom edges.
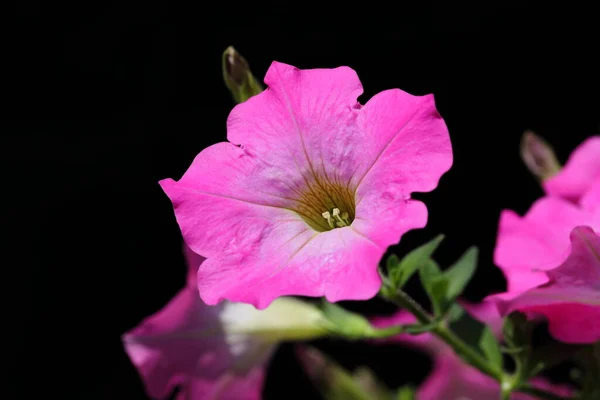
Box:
222, 46, 263, 104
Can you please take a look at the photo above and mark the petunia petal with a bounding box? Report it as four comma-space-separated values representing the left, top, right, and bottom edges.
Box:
182, 243, 205, 289
177, 368, 265, 400
494, 197, 595, 292
418, 352, 501, 400
493, 292, 600, 344
227, 61, 364, 186
122, 288, 232, 399
353, 198, 428, 253
541, 303, 600, 344
524, 379, 574, 400
548, 226, 600, 286
580, 177, 600, 215
160, 143, 310, 259
353, 90, 452, 248
197, 227, 383, 308
543, 135, 600, 203
493, 226, 600, 343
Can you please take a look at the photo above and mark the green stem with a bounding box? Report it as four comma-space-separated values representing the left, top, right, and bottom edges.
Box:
369, 325, 405, 338
382, 289, 575, 400
436, 323, 504, 380
388, 288, 431, 324
385, 290, 503, 381
501, 378, 513, 400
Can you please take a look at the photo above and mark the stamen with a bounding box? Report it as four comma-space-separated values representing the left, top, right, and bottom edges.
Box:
321, 211, 335, 229
332, 208, 349, 227
341, 212, 350, 225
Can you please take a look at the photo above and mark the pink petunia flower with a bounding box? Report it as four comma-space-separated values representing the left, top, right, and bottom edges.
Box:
160, 62, 452, 308
493, 180, 600, 294
543, 135, 600, 203
371, 302, 573, 399
492, 226, 600, 343
490, 157, 600, 343
122, 245, 329, 399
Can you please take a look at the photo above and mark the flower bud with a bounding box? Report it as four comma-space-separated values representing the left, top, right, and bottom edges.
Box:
520, 130, 561, 181
222, 46, 263, 104
219, 297, 329, 343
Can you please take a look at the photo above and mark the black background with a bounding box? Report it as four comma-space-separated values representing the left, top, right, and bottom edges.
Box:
5, 2, 599, 399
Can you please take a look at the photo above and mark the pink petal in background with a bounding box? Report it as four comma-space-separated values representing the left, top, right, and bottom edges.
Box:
543, 135, 600, 203
494, 196, 599, 293
122, 245, 270, 399
492, 226, 600, 343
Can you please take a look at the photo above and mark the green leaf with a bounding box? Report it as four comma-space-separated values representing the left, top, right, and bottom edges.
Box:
431, 278, 450, 315
419, 258, 442, 279
448, 303, 484, 346
449, 304, 503, 371
446, 303, 465, 323
443, 246, 478, 302
320, 301, 376, 339
419, 259, 450, 316
388, 234, 445, 289
386, 254, 400, 272
396, 386, 416, 400
419, 247, 478, 317
479, 326, 504, 369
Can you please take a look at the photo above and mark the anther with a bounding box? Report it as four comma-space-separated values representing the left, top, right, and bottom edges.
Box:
341, 212, 350, 225
332, 208, 349, 227
321, 211, 335, 229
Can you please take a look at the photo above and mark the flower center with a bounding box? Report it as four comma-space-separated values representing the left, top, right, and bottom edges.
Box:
321, 208, 351, 229
291, 180, 356, 232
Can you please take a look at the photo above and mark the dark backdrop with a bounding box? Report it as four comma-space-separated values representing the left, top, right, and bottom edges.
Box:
5, 2, 599, 399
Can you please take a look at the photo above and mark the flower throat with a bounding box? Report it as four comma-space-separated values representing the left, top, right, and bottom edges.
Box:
291, 178, 356, 233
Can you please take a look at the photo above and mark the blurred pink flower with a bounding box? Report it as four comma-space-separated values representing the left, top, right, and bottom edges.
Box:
494, 180, 600, 294
122, 245, 328, 399
372, 302, 573, 399
160, 61, 452, 308
417, 355, 572, 400
175, 369, 265, 400
490, 149, 600, 342
492, 226, 600, 343
543, 135, 600, 203
122, 246, 269, 399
